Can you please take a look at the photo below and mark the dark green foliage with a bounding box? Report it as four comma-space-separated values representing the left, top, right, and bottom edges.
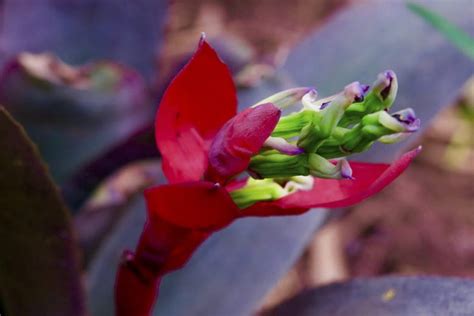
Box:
0, 107, 86, 316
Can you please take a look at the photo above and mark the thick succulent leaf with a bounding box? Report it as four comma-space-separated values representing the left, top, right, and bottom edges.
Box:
87, 197, 148, 315
74, 160, 162, 266
282, 0, 474, 162
63, 126, 158, 210
0, 54, 153, 184
0, 0, 168, 80
0, 107, 86, 316
156, 39, 237, 183
263, 276, 474, 316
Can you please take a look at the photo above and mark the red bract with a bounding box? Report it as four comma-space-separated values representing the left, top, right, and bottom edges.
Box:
115, 38, 420, 316
145, 147, 420, 226
205, 103, 281, 184
155, 38, 237, 183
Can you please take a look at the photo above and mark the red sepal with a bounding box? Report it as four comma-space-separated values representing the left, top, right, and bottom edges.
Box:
206, 103, 281, 183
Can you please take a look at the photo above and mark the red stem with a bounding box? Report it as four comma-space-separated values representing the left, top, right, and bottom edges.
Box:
114, 219, 210, 315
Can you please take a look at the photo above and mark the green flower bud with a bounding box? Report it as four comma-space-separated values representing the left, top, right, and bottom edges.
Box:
297, 121, 322, 152
229, 176, 314, 208
249, 150, 353, 180
252, 87, 315, 109
263, 136, 303, 155
249, 152, 309, 178
316, 108, 420, 158
308, 154, 353, 179
271, 110, 316, 139
283, 175, 315, 193
340, 70, 398, 127
320, 82, 367, 134
378, 133, 411, 144
240, 71, 416, 187
302, 90, 334, 111
230, 178, 287, 209
296, 82, 367, 152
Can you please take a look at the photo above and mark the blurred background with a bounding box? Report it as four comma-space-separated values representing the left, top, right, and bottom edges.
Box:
0, 0, 473, 315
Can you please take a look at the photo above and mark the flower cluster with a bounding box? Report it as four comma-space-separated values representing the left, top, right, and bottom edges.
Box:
115, 37, 420, 316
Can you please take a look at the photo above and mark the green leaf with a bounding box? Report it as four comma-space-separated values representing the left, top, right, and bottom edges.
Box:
0, 107, 86, 316
407, 2, 474, 59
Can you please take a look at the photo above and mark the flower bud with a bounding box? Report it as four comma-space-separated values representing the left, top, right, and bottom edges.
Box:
263, 136, 304, 155
374, 70, 398, 108
301, 89, 339, 111
283, 175, 315, 193
308, 154, 353, 179
249, 152, 308, 178
316, 108, 420, 158
340, 70, 398, 127
375, 108, 420, 133
229, 175, 316, 209
271, 110, 315, 139
297, 82, 367, 152
241, 71, 417, 189
252, 87, 314, 109
229, 178, 287, 208
319, 82, 367, 136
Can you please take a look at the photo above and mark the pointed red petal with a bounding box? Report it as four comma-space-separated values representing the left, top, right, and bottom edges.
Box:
206, 103, 281, 183
242, 147, 421, 216
144, 181, 240, 230
155, 39, 237, 183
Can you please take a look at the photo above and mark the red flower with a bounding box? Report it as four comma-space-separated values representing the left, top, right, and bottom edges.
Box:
115, 37, 420, 315
150, 37, 420, 227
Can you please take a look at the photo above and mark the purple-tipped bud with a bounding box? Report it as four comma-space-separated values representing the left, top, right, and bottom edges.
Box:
391, 108, 421, 132
344, 82, 368, 103
301, 89, 320, 109
308, 153, 353, 179
378, 108, 420, 133
361, 84, 370, 94
378, 133, 411, 144
340, 159, 354, 180
263, 136, 304, 155
372, 70, 398, 107
252, 87, 315, 109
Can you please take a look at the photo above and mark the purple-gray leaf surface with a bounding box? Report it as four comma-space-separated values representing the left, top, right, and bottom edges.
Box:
0, 0, 167, 80
0, 54, 153, 184
263, 276, 474, 316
